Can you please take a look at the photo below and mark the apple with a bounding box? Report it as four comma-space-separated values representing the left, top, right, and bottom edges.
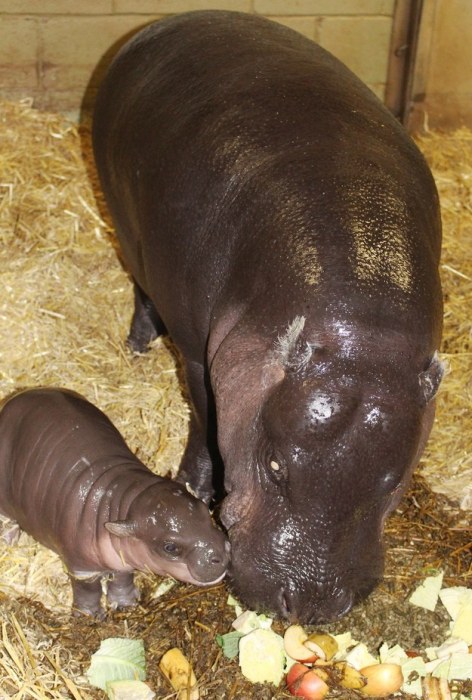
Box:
304, 633, 339, 661
286, 663, 329, 700
284, 625, 319, 663
359, 663, 403, 697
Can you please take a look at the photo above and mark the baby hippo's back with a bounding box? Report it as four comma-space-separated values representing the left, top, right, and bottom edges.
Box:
0, 388, 150, 551
0, 389, 229, 590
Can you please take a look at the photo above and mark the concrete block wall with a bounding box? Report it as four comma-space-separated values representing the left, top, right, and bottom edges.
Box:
0, 0, 395, 119
408, 0, 472, 131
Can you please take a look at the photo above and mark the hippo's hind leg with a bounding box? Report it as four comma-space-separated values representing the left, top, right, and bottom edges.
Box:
127, 282, 167, 353
69, 573, 104, 618
107, 572, 139, 609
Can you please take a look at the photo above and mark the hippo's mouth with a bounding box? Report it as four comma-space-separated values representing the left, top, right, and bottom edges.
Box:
179, 566, 227, 587
155, 559, 225, 586
196, 569, 227, 586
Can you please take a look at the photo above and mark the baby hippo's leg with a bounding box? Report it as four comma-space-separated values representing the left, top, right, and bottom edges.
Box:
69, 574, 104, 618
107, 572, 139, 609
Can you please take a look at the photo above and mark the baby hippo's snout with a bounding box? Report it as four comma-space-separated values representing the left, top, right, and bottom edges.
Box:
188, 538, 231, 585
138, 483, 231, 587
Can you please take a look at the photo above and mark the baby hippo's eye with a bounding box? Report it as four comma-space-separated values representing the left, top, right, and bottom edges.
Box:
163, 541, 181, 557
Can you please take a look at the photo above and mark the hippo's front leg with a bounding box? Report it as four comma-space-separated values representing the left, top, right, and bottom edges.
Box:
176, 359, 219, 503
69, 574, 104, 618
127, 283, 167, 353
107, 572, 139, 609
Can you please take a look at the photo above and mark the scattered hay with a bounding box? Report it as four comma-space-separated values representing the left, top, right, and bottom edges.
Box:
0, 100, 470, 698
416, 127, 472, 509
0, 99, 189, 474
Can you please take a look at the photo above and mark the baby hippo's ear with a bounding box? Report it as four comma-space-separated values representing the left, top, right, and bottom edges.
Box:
419, 352, 444, 405
104, 520, 137, 538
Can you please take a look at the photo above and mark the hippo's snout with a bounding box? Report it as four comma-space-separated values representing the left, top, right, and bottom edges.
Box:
278, 585, 355, 624
188, 539, 231, 584
226, 517, 384, 623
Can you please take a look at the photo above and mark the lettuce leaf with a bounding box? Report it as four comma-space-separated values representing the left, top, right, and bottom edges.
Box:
86, 638, 146, 691
216, 631, 244, 659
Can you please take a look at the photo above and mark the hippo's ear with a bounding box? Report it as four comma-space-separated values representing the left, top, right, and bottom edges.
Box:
419, 352, 444, 404
274, 315, 313, 371
104, 520, 137, 538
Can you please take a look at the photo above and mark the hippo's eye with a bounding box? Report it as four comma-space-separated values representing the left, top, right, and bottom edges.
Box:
267, 457, 288, 488
163, 541, 181, 556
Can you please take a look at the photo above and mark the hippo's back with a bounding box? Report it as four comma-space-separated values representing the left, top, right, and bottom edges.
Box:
93, 10, 442, 356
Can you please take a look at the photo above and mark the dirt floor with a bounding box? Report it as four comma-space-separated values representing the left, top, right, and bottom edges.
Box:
0, 101, 470, 699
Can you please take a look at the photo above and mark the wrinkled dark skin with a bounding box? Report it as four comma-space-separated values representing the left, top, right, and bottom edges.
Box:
92, 11, 443, 623
0, 389, 229, 616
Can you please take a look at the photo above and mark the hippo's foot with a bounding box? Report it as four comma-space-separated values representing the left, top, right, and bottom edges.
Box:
176, 418, 217, 504
176, 469, 213, 504
127, 283, 166, 354
72, 603, 106, 620
69, 573, 105, 619
107, 572, 140, 610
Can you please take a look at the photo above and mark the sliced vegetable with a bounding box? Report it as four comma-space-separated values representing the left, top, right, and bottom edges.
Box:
106, 679, 155, 700
87, 638, 146, 691
239, 628, 285, 685
232, 609, 272, 634
215, 630, 244, 660
344, 643, 378, 670
409, 571, 444, 611
400, 655, 427, 698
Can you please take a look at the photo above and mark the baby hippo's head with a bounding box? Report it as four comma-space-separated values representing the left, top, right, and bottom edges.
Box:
104, 480, 230, 585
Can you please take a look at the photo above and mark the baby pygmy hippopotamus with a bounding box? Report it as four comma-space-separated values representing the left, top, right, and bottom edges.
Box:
0, 388, 230, 616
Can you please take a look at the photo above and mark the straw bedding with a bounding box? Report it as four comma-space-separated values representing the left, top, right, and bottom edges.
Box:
0, 100, 470, 698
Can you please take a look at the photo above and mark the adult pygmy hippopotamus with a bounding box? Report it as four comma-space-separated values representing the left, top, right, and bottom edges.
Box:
0, 388, 229, 616
92, 11, 443, 623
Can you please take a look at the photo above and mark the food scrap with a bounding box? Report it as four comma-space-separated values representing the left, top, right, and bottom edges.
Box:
218, 607, 286, 684
106, 679, 155, 700
239, 628, 286, 685
159, 647, 199, 700
409, 571, 444, 611
86, 638, 147, 691
216, 576, 472, 698
439, 586, 472, 644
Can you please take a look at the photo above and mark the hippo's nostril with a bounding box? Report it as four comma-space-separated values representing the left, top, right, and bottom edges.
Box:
335, 589, 354, 618
279, 588, 294, 620
211, 556, 221, 565
306, 589, 354, 624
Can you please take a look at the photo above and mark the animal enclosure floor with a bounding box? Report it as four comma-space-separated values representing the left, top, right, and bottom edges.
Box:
0, 101, 470, 698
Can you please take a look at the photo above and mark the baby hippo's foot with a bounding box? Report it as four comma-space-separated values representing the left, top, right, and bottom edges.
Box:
70, 573, 105, 619
107, 572, 140, 610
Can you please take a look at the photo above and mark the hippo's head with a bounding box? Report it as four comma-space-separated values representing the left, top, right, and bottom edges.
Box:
105, 481, 230, 585
212, 316, 443, 623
